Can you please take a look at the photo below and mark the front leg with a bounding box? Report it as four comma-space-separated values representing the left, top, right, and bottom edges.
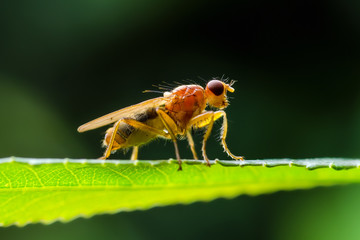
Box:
189, 110, 244, 165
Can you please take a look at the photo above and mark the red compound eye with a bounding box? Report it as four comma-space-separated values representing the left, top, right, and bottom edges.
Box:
207, 80, 224, 96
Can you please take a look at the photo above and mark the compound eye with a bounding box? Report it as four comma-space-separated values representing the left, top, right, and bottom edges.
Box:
207, 80, 224, 96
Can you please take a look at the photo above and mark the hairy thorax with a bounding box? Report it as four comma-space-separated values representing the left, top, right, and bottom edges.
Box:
164, 85, 206, 130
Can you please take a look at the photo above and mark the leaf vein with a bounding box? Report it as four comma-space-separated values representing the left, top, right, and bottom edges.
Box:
64, 164, 82, 186
23, 165, 45, 187
104, 166, 135, 186
0, 170, 12, 188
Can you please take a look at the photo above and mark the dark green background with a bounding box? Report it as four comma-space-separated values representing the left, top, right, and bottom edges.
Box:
1, 0, 360, 239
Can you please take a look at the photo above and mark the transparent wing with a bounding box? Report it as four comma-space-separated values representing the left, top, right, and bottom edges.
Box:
77, 97, 167, 132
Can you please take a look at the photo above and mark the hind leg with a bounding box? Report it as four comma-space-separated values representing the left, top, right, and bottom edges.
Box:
130, 146, 139, 160
100, 118, 169, 160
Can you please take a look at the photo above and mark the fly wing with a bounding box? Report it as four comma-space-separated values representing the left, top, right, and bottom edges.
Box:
77, 97, 167, 132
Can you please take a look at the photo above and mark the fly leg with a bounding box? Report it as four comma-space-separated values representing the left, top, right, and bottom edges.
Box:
186, 131, 198, 160
188, 112, 214, 166
100, 119, 122, 160
189, 110, 243, 165
216, 111, 244, 160
100, 118, 170, 160
156, 109, 183, 171
130, 146, 139, 160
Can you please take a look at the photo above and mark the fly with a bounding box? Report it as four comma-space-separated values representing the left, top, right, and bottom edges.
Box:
77, 79, 243, 170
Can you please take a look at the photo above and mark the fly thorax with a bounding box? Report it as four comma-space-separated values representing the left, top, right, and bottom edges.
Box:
165, 85, 206, 129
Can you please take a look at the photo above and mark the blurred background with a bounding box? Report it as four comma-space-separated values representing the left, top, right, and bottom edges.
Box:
0, 0, 360, 239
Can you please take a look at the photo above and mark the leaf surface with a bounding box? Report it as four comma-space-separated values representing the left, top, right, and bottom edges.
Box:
1, 157, 360, 227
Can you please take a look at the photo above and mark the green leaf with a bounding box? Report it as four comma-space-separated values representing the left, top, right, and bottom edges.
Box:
0, 157, 360, 227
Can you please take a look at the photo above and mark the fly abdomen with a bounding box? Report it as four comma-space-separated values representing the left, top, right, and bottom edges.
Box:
117, 122, 135, 139
103, 107, 160, 150
103, 121, 134, 150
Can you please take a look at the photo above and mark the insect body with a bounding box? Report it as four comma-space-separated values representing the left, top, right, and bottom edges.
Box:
77, 79, 243, 170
